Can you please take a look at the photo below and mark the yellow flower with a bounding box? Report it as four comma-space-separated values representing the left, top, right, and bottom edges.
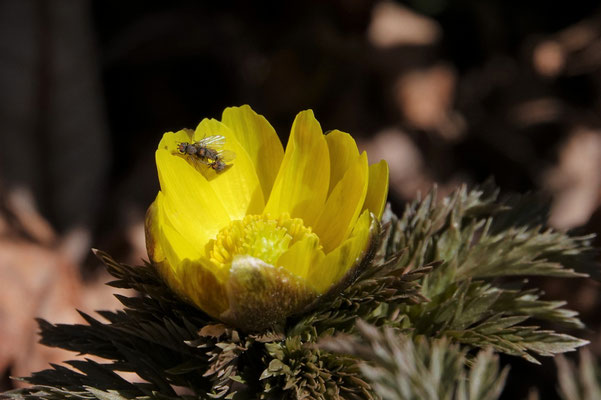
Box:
145, 105, 388, 331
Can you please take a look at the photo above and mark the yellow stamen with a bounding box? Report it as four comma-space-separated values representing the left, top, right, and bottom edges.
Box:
207, 214, 321, 270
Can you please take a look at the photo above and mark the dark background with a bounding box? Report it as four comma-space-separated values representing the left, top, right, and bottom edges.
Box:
1, 1, 601, 398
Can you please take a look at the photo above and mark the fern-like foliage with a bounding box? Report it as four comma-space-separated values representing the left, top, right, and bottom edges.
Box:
320, 320, 509, 400
1, 183, 596, 400
556, 349, 601, 400
385, 183, 593, 363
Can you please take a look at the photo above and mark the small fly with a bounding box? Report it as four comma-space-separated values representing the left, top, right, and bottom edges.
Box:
176, 134, 235, 173
207, 150, 236, 172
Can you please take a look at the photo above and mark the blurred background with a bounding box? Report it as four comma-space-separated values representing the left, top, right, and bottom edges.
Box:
1, 0, 600, 398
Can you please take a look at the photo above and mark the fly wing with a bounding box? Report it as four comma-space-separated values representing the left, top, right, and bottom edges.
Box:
197, 135, 226, 151
178, 154, 211, 173
216, 150, 237, 163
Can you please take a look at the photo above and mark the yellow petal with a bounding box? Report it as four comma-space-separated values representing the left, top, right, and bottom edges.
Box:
158, 129, 194, 152
147, 191, 204, 266
307, 210, 372, 293
362, 160, 389, 219
275, 234, 324, 282
221, 105, 284, 200
145, 194, 165, 264
156, 149, 230, 248
313, 152, 368, 252
177, 258, 230, 319
194, 118, 265, 219
325, 130, 361, 194
160, 214, 204, 267
153, 214, 229, 319
264, 110, 330, 227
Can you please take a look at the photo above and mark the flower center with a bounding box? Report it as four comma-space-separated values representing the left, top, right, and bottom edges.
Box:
208, 214, 319, 268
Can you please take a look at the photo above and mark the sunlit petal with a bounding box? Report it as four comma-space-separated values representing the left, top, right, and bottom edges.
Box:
158, 129, 194, 153
160, 215, 204, 266
362, 160, 389, 219
276, 234, 324, 282
325, 130, 361, 194
152, 208, 229, 320
313, 152, 368, 252
307, 210, 372, 293
264, 110, 329, 227
147, 191, 204, 265
221, 105, 284, 200
156, 149, 230, 247
194, 118, 265, 219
